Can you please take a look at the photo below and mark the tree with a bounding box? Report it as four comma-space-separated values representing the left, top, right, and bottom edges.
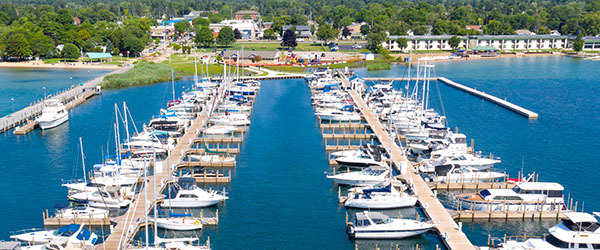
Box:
281, 29, 297, 48
316, 24, 338, 44
342, 26, 350, 39
482, 20, 505, 35
154, 38, 160, 45
573, 34, 584, 52
396, 37, 408, 51
30, 32, 55, 57
195, 26, 214, 47
123, 36, 144, 55
5, 33, 32, 58
448, 35, 461, 50
174, 21, 191, 35
360, 24, 370, 36
366, 31, 387, 52
233, 28, 242, 39
216, 26, 235, 46
193, 17, 209, 27
537, 26, 551, 34
62, 43, 80, 60
263, 29, 277, 40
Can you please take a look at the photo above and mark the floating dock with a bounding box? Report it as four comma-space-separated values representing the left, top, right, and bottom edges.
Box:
339, 75, 477, 250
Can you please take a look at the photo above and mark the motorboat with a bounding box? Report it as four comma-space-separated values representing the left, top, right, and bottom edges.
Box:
10, 224, 97, 247
423, 164, 505, 183
316, 109, 361, 122
347, 211, 434, 239
209, 113, 250, 126
203, 125, 237, 135
161, 178, 228, 208
152, 211, 203, 231
344, 184, 418, 209
37, 99, 68, 129
457, 181, 565, 212
68, 185, 131, 208
333, 150, 385, 168
326, 166, 390, 186
489, 212, 600, 250
53, 206, 109, 219
188, 154, 236, 164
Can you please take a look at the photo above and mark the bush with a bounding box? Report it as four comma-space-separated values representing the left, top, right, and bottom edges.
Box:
101, 62, 175, 88
367, 63, 392, 71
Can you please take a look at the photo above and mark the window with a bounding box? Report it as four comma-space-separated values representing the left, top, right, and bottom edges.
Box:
545, 234, 569, 248
180, 194, 198, 198
548, 190, 562, 197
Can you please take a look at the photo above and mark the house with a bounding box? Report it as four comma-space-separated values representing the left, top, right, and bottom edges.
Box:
583, 37, 600, 51
515, 29, 535, 36
234, 10, 260, 20
550, 30, 561, 36
210, 20, 258, 40
222, 50, 281, 63
262, 22, 273, 30
346, 22, 366, 34
73, 17, 81, 26
282, 25, 311, 38
465, 25, 482, 33
384, 35, 585, 51
386, 35, 468, 51
151, 25, 174, 38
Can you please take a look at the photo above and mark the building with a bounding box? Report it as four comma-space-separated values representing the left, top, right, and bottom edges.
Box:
210, 20, 258, 40
222, 50, 281, 63
281, 25, 311, 39
465, 25, 482, 33
515, 29, 535, 36
184, 10, 217, 20
234, 10, 260, 20
150, 25, 174, 38
383, 35, 597, 51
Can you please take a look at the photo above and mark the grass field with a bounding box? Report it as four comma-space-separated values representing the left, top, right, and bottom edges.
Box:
101, 62, 174, 88
162, 54, 251, 77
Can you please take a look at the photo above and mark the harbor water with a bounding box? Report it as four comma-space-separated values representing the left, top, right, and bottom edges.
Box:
0, 55, 598, 248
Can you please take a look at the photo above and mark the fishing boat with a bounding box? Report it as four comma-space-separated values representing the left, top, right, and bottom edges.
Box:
344, 184, 418, 209
496, 212, 600, 250
423, 164, 505, 183
152, 211, 203, 231
37, 99, 68, 129
457, 181, 565, 212
161, 178, 228, 208
326, 166, 390, 186
347, 211, 434, 239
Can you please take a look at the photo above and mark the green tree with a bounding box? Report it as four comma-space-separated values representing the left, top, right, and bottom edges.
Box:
291, 14, 308, 25
483, 20, 505, 35
366, 31, 387, 52
316, 23, 338, 44
123, 36, 144, 54
30, 32, 55, 57
174, 21, 191, 35
5, 33, 32, 58
281, 29, 297, 48
537, 26, 551, 34
342, 26, 350, 38
154, 38, 160, 45
573, 34, 584, 52
263, 29, 277, 40
62, 43, 80, 60
396, 37, 408, 51
233, 28, 242, 39
216, 26, 235, 46
193, 17, 209, 27
448, 35, 461, 50
360, 24, 370, 36
195, 26, 214, 47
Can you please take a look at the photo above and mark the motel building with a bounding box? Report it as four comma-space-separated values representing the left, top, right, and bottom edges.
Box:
385, 35, 599, 51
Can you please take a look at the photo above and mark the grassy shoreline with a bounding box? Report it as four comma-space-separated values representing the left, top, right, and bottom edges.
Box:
101, 62, 175, 89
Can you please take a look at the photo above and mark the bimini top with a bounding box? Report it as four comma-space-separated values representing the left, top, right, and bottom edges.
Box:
356, 211, 389, 222
516, 182, 564, 191
564, 212, 598, 223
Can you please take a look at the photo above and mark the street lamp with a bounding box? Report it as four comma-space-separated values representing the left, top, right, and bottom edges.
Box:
42, 86, 46, 102
70, 76, 73, 87
11, 98, 14, 113
127, 51, 130, 60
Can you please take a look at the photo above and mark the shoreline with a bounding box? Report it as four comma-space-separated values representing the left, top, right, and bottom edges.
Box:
0, 61, 123, 70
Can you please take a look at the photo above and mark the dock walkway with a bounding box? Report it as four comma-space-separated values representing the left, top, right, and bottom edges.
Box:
0, 66, 132, 134
340, 76, 476, 250
98, 81, 225, 249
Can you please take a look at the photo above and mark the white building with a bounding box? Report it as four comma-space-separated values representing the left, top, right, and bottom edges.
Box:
209, 20, 258, 40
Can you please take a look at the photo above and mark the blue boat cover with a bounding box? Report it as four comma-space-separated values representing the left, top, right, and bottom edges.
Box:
169, 210, 192, 217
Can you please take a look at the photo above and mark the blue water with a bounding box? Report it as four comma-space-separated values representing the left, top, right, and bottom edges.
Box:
1, 56, 598, 248
0, 68, 109, 117
355, 56, 600, 245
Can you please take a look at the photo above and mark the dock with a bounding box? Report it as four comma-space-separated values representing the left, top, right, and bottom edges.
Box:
339, 75, 477, 250
0, 66, 132, 134
360, 77, 539, 119
99, 80, 227, 249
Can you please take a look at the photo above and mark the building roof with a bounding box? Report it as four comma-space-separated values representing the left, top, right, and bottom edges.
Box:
85, 52, 113, 59
222, 50, 280, 59
465, 25, 482, 30
282, 25, 311, 31
472, 35, 569, 40
389, 35, 466, 41
515, 29, 534, 35
471, 45, 498, 51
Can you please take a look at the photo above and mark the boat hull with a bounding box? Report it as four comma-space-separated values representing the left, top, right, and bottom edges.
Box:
38, 113, 68, 130
349, 228, 430, 239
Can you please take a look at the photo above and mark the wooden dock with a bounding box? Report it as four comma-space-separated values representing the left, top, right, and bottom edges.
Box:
438, 77, 538, 119
340, 75, 476, 250
99, 79, 226, 249
13, 120, 37, 135
43, 210, 112, 226
0, 66, 132, 134
362, 77, 438, 81
187, 147, 240, 155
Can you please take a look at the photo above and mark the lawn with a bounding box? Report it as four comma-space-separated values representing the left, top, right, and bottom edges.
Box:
162, 54, 251, 77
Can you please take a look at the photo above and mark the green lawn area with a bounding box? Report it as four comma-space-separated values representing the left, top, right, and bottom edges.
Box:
162, 54, 251, 77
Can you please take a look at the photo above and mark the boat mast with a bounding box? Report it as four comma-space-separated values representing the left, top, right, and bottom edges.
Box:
153, 150, 158, 247
171, 69, 175, 101
143, 153, 149, 248
114, 104, 121, 165
122, 102, 130, 142
406, 49, 412, 98
79, 137, 86, 182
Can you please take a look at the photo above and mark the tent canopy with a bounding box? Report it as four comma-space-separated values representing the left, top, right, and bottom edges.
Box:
85, 52, 113, 60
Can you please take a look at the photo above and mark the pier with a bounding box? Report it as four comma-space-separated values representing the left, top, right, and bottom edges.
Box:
99, 81, 227, 249
339, 75, 477, 250
0, 66, 132, 134
361, 77, 539, 119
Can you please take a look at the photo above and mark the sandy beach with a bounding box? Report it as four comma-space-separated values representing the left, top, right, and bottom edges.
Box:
0, 61, 123, 70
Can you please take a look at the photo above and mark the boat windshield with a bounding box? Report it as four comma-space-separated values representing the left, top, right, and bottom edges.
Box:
363, 169, 385, 176
561, 219, 600, 232
479, 190, 492, 199
451, 156, 467, 161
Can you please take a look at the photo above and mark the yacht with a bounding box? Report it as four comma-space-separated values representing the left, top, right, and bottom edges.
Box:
68, 185, 131, 208
161, 178, 228, 208
457, 181, 565, 212
209, 113, 250, 126
347, 211, 435, 239
37, 99, 68, 129
188, 154, 236, 164
10, 224, 97, 247
204, 125, 237, 135
344, 184, 418, 209
53, 206, 109, 219
152, 215, 203, 231
333, 150, 385, 168
424, 164, 505, 183
489, 212, 600, 249
326, 166, 390, 186
316, 109, 361, 122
